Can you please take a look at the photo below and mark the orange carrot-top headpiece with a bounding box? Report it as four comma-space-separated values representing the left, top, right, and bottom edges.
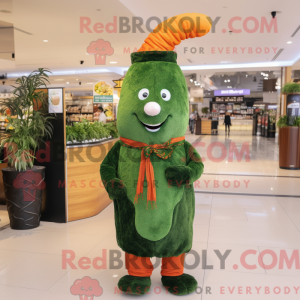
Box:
138, 13, 212, 52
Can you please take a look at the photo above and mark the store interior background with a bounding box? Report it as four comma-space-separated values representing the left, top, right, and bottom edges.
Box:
1, 1, 300, 298
1, 0, 300, 227
2, 0, 300, 123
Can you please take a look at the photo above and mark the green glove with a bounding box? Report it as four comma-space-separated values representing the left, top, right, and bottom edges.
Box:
165, 165, 191, 187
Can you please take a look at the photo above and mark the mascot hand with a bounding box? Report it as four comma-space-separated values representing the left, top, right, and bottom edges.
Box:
165, 166, 191, 187
106, 178, 127, 200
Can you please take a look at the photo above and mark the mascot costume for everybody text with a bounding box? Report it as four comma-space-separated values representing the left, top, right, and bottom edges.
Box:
101, 13, 211, 296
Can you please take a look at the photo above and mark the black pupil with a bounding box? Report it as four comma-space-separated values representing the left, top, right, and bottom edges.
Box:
162, 93, 166, 98
142, 92, 148, 98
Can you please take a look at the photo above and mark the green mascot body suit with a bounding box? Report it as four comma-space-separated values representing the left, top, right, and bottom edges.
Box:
100, 13, 211, 295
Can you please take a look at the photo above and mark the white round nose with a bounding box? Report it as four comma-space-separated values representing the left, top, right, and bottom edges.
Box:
144, 102, 161, 116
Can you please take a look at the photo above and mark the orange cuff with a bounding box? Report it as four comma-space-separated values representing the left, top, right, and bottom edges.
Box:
125, 252, 185, 277
161, 253, 185, 276
125, 253, 154, 277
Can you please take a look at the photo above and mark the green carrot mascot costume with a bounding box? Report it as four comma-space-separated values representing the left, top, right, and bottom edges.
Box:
101, 13, 211, 295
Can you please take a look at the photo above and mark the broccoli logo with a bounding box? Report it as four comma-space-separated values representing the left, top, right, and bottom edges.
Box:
71, 276, 103, 300
87, 39, 114, 65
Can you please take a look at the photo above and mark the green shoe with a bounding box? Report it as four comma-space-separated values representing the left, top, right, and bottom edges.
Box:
161, 273, 198, 295
117, 275, 151, 295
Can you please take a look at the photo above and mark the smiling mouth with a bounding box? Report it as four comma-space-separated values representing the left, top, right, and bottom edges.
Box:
134, 114, 170, 132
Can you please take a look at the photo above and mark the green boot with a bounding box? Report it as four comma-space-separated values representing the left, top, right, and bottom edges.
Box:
118, 275, 151, 295
161, 273, 198, 295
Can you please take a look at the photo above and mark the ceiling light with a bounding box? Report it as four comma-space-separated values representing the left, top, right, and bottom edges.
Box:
66, 82, 69, 84
43, 40, 48, 42
224, 80, 227, 82
228, 79, 230, 82
110, 62, 117, 64
194, 81, 197, 84
76, 79, 78, 81
190, 79, 193, 82
287, 41, 292, 44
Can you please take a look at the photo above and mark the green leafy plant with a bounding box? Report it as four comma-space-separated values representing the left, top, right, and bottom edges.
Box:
0, 68, 55, 171
66, 121, 118, 143
277, 116, 288, 128
282, 83, 300, 94
293, 116, 300, 127
201, 107, 209, 114
277, 115, 300, 127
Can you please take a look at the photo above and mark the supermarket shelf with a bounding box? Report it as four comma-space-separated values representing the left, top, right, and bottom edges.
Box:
69, 120, 94, 122
66, 112, 93, 114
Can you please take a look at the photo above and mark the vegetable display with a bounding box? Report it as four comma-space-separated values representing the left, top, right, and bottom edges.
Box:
66, 120, 118, 143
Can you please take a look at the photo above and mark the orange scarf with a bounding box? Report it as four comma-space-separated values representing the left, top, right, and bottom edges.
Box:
120, 136, 185, 208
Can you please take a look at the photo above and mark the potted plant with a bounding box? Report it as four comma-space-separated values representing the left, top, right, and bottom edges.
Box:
201, 107, 209, 117
277, 115, 300, 170
282, 82, 300, 94
0, 68, 55, 229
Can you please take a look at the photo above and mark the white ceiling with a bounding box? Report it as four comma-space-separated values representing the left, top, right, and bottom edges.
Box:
1, 0, 300, 84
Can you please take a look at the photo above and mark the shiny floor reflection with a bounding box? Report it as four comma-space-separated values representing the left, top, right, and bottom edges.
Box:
0, 133, 300, 299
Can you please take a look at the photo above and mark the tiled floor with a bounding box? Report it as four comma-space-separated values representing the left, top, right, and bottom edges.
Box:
1, 133, 300, 299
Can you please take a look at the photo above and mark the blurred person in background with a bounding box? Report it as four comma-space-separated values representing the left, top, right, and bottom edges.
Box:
98, 107, 107, 124
189, 111, 196, 134
224, 112, 231, 135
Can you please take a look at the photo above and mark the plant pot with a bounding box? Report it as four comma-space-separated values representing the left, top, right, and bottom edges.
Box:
2, 166, 46, 230
279, 127, 300, 170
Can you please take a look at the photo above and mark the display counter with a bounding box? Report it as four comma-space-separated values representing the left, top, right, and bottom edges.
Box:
0, 87, 119, 225
219, 118, 253, 132
201, 119, 212, 134
66, 138, 117, 222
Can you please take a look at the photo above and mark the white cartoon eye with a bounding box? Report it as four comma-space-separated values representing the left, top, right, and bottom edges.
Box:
81, 287, 84, 290
89, 287, 93, 290
138, 88, 149, 100
161, 89, 171, 101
